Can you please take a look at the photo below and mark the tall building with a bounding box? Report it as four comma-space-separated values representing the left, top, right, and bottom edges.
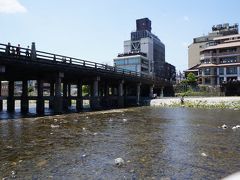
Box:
188, 23, 239, 69
114, 18, 175, 81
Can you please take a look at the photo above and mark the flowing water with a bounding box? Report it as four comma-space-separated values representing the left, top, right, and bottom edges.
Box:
0, 107, 240, 179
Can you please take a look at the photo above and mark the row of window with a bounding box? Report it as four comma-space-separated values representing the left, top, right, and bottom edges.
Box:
202, 67, 238, 75
219, 56, 237, 64
114, 57, 141, 65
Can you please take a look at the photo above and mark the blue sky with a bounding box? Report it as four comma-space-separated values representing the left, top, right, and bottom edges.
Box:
0, 0, 240, 71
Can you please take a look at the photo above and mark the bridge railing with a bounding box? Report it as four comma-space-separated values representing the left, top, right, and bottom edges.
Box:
0, 43, 166, 83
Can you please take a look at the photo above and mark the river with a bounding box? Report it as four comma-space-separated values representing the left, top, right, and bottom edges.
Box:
0, 107, 240, 179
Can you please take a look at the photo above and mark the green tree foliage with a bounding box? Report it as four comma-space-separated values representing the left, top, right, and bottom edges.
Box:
186, 72, 197, 85
82, 85, 90, 96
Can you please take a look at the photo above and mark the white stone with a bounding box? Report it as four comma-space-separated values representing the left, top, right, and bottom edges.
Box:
123, 118, 127, 122
114, 158, 124, 166
222, 124, 228, 129
201, 153, 207, 157
50, 124, 60, 128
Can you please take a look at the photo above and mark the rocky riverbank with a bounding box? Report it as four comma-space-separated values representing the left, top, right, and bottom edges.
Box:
150, 97, 240, 110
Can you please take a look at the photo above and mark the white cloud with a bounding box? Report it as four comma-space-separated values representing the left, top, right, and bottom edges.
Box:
0, 0, 27, 14
183, 16, 190, 22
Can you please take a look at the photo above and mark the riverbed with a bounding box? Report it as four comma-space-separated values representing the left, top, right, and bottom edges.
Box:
0, 107, 240, 179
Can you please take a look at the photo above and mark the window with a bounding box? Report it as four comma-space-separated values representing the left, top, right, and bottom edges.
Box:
115, 60, 125, 65
220, 56, 237, 64
226, 67, 237, 74
219, 67, 224, 75
219, 77, 224, 84
204, 68, 210, 75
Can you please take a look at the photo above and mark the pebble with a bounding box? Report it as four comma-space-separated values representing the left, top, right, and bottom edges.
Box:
82, 127, 86, 131
201, 152, 207, 157
123, 118, 127, 122
109, 118, 113, 122
93, 133, 98, 136
114, 158, 124, 166
222, 124, 228, 129
54, 119, 58, 122
81, 154, 87, 158
50, 124, 60, 128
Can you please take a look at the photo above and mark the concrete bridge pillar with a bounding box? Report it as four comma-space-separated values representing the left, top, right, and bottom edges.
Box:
0, 81, 2, 111
63, 83, 68, 111
7, 81, 15, 112
49, 82, 54, 109
54, 73, 63, 114
21, 80, 29, 113
90, 77, 100, 110
76, 81, 83, 111
118, 80, 124, 108
149, 85, 154, 98
160, 87, 164, 98
68, 83, 72, 107
36, 80, 44, 114
137, 83, 141, 105
103, 82, 109, 108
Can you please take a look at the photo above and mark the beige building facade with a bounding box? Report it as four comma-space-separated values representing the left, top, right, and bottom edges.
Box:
188, 23, 238, 69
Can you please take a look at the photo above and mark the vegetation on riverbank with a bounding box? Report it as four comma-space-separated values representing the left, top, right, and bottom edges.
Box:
153, 100, 240, 110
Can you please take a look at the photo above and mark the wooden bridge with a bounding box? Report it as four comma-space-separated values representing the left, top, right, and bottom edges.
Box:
0, 42, 171, 115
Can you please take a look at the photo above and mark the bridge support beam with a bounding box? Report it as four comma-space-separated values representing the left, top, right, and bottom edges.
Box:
90, 77, 100, 110
49, 82, 54, 109
21, 80, 29, 113
7, 81, 15, 112
136, 83, 141, 106
118, 80, 124, 108
76, 81, 83, 111
103, 82, 109, 108
0, 81, 2, 111
54, 73, 63, 114
160, 86, 164, 98
149, 85, 154, 98
63, 83, 68, 111
36, 80, 44, 114
68, 83, 72, 107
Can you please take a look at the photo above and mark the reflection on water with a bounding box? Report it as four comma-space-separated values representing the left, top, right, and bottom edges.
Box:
0, 107, 240, 179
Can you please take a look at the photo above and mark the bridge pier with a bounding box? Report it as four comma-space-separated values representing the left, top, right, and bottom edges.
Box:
49, 82, 54, 109
53, 73, 63, 114
0, 81, 2, 111
21, 80, 29, 113
118, 80, 124, 108
68, 83, 72, 107
76, 81, 83, 111
63, 83, 68, 111
7, 81, 15, 112
36, 80, 44, 114
102, 82, 109, 108
149, 85, 154, 98
137, 83, 141, 105
160, 86, 164, 98
90, 77, 100, 110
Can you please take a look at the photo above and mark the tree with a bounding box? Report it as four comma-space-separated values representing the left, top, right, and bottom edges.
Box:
186, 72, 197, 85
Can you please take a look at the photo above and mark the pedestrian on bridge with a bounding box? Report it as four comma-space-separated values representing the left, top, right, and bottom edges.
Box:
16, 44, 21, 56
5, 42, 11, 55
25, 46, 30, 57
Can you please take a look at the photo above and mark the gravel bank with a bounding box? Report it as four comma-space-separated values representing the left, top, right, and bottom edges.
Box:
150, 97, 240, 109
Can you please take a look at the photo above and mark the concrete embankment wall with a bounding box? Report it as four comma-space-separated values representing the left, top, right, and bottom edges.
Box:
150, 97, 240, 109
